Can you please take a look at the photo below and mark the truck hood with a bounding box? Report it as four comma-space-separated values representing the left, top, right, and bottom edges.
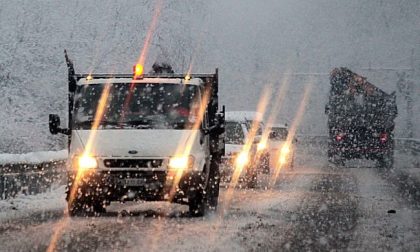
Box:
268, 140, 287, 150
71, 129, 197, 157
225, 144, 244, 156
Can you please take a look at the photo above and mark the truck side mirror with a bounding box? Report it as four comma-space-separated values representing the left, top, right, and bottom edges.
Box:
49, 114, 70, 135
215, 112, 225, 134
49, 114, 61, 135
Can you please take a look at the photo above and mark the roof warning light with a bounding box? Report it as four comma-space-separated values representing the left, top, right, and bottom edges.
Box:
133, 64, 144, 77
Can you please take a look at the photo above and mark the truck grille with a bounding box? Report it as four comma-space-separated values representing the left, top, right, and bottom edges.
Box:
103, 159, 164, 168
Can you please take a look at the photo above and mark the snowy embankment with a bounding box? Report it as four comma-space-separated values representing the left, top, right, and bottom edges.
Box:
0, 185, 66, 221
0, 150, 67, 201
0, 150, 67, 165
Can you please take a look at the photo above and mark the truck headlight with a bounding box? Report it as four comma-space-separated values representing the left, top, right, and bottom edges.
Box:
169, 155, 194, 169
75, 155, 98, 170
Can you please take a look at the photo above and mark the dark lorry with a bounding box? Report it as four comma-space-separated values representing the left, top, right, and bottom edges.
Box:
325, 67, 397, 168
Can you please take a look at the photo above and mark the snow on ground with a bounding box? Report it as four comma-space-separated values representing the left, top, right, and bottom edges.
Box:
348, 168, 420, 251
0, 145, 418, 251
0, 185, 66, 221
0, 150, 66, 165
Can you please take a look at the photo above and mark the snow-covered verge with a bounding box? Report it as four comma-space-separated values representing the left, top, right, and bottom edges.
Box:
0, 185, 66, 221
0, 150, 66, 165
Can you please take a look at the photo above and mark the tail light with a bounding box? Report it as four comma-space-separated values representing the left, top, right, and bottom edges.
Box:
379, 133, 388, 143
335, 133, 345, 141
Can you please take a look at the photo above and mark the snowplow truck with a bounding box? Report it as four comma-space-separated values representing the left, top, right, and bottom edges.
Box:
48, 51, 225, 217
325, 67, 397, 168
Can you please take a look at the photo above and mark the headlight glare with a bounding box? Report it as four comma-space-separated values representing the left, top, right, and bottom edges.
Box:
281, 145, 290, 155
169, 155, 194, 169
257, 142, 266, 151
76, 155, 98, 170
235, 151, 249, 167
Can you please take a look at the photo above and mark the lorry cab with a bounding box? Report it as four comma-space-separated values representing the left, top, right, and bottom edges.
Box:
49, 53, 225, 217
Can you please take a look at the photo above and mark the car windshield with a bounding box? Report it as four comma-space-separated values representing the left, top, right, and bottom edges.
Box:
270, 127, 288, 140
225, 121, 245, 144
245, 120, 263, 135
73, 83, 200, 130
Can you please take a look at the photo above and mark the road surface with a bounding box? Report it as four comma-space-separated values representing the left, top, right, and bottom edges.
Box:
0, 145, 419, 251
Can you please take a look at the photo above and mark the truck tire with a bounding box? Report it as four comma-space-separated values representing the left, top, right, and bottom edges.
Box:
67, 190, 105, 217
206, 161, 220, 211
188, 162, 221, 217
188, 188, 206, 217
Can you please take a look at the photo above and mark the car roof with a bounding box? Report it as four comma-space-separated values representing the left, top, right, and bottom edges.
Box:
270, 123, 288, 129
225, 111, 264, 122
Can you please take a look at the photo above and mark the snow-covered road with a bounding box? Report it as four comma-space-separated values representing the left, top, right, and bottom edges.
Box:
0, 147, 419, 251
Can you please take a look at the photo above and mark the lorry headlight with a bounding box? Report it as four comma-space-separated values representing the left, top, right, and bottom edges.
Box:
76, 155, 98, 170
169, 155, 194, 169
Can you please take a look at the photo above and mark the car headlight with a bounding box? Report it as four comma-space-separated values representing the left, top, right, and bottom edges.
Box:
281, 145, 290, 155
169, 155, 194, 169
257, 142, 266, 152
74, 155, 98, 170
235, 151, 249, 167
279, 155, 287, 165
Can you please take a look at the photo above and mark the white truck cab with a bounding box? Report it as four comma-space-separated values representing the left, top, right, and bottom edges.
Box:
49, 53, 225, 217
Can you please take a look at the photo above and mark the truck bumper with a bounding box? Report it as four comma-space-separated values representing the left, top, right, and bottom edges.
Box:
66, 169, 205, 204
328, 146, 392, 159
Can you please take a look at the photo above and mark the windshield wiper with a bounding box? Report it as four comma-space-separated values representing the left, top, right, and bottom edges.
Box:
76, 120, 120, 128
121, 119, 153, 129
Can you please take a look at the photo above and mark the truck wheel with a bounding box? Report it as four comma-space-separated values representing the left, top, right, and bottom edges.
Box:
188, 162, 221, 217
68, 192, 105, 217
206, 161, 220, 211
188, 188, 206, 217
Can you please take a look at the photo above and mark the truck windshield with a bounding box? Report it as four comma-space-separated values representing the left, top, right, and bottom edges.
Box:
269, 127, 288, 141
245, 121, 263, 136
73, 83, 200, 130
225, 122, 245, 145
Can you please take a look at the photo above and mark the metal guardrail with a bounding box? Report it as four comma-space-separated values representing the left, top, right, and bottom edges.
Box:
0, 160, 66, 200
0, 137, 418, 200
297, 135, 420, 151
403, 139, 420, 153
